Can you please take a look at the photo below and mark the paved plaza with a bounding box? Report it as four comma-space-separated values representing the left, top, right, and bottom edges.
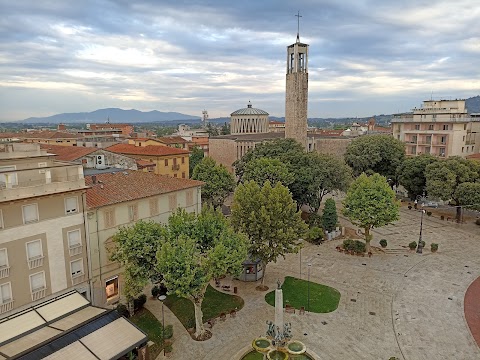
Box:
146, 207, 480, 360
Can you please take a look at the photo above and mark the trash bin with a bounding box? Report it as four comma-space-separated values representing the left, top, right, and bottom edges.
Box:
234, 286, 238, 294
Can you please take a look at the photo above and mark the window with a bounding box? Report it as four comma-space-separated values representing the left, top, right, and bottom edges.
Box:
181, 157, 185, 164
22, 204, 39, 224
440, 136, 446, 144
428, 124, 434, 130
29, 271, 46, 292
0, 210, 3, 229
426, 136, 431, 144
463, 136, 466, 141
38, 162, 47, 168
414, 124, 420, 130
464, 124, 467, 130
182, 172, 186, 179
26, 240, 43, 268
174, 174, 177, 178
0, 249, 8, 269
67, 229, 82, 256
439, 148, 446, 157
0, 166, 18, 188
149, 198, 159, 216
443, 124, 449, 130
104, 209, 116, 228
0, 283, 12, 304
462, 147, 464, 153
164, 159, 168, 166
173, 158, 177, 166
168, 194, 177, 211
128, 204, 138, 222
70, 259, 84, 277
105, 276, 119, 300
65, 197, 78, 214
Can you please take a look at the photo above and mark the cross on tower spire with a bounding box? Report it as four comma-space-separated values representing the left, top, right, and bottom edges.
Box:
295, 11, 302, 42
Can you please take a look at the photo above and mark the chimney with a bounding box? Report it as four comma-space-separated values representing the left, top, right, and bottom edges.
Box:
92, 175, 97, 184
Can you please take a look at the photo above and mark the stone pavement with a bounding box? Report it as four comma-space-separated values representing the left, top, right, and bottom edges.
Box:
145, 208, 480, 360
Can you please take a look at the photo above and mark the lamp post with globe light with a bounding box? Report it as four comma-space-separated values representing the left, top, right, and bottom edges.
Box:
416, 208, 426, 254
158, 295, 167, 355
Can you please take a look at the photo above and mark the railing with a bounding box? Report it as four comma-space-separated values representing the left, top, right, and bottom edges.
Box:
28, 256, 44, 270
171, 164, 180, 171
0, 266, 10, 279
69, 244, 83, 257
72, 273, 85, 286
0, 300, 13, 314
31, 287, 46, 301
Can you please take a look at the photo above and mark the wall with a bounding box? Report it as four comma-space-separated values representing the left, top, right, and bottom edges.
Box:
209, 138, 238, 172
315, 137, 352, 158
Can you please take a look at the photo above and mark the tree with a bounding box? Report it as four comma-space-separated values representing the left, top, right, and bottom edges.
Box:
192, 157, 235, 209
189, 146, 204, 177
220, 122, 230, 135
397, 154, 438, 199
345, 135, 405, 180
157, 207, 248, 339
243, 157, 294, 186
205, 123, 219, 137
109, 221, 166, 311
322, 198, 338, 232
342, 173, 400, 253
426, 157, 480, 220
454, 182, 480, 212
230, 180, 307, 287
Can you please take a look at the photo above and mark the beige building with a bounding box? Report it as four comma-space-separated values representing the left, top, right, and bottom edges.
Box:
0, 143, 89, 315
231, 102, 269, 135
392, 99, 480, 158
85, 170, 203, 307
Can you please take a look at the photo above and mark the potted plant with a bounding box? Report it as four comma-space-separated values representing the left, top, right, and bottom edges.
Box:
408, 241, 417, 251
164, 341, 173, 357
426, 211, 432, 216
419, 240, 425, 248
431, 243, 438, 253
379, 239, 387, 248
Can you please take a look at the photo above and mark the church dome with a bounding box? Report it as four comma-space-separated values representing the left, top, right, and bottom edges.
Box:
231, 101, 269, 116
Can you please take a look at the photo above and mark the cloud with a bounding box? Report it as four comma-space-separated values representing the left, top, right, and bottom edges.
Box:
0, 0, 479, 121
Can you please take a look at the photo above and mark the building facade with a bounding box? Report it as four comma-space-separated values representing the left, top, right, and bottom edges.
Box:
230, 102, 269, 135
0, 143, 89, 315
392, 100, 480, 158
85, 170, 202, 307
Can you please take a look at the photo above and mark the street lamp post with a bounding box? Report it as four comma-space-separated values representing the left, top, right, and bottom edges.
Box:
299, 238, 303, 280
307, 263, 312, 312
416, 209, 426, 254
158, 294, 167, 355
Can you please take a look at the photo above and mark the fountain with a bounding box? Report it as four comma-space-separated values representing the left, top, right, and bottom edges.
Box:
242, 280, 313, 360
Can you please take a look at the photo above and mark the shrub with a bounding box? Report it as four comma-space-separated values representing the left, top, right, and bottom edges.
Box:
408, 241, 417, 250
322, 199, 338, 232
306, 226, 324, 244
186, 317, 195, 330
164, 342, 173, 353
379, 239, 387, 248
164, 324, 174, 339
342, 239, 366, 253
306, 212, 322, 228
419, 240, 425, 248
431, 243, 438, 252
426, 211, 432, 216
134, 294, 147, 310
116, 303, 130, 318
151, 286, 161, 298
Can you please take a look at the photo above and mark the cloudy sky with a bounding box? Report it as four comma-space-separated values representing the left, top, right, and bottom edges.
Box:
1, 0, 479, 121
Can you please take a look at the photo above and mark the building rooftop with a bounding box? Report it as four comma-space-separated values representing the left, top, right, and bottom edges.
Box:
85, 170, 203, 209
156, 136, 190, 144
20, 131, 83, 139
39, 144, 97, 161
231, 101, 269, 116
106, 143, 189, 156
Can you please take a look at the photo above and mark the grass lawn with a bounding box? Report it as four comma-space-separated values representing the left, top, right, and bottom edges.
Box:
164, 284, 244, 329
130, 308, 165, 359
265, 276, 340, 313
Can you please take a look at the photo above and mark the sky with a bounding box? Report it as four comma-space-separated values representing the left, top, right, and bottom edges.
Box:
1, 0, 480, 121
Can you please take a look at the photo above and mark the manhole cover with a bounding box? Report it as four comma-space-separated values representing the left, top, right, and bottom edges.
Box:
351, 299, 357, 302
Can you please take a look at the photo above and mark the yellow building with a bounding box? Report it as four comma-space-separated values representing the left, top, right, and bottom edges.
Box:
107, 143, 190, 178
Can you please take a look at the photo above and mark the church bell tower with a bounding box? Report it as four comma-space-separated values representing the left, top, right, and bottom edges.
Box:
285, 13, 308, 149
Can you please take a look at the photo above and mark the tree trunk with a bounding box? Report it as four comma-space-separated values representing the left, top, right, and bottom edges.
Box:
261, 263, 268, 286
193, 298, 206, 339
456, 204, 462, 223
364, 227, 372, 253
127, 299, 134, 316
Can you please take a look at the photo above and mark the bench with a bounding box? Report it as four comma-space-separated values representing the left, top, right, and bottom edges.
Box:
285, 304, 295, 314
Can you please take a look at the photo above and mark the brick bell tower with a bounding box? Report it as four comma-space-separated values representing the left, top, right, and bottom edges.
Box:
285, 12, 309, 149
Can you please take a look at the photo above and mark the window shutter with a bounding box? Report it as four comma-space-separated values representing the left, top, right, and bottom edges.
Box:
27, 241, 42, 259
30, 273, 45, 291
0, 250, 7, 267
71, 260, 83, 275
68, 230, 81, 248
23, 204, 38, 223
0, 283, 11, 303
65, 197, 78, 213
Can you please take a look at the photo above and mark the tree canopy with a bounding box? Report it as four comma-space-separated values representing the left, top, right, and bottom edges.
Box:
397, 154, 438, 199
342, 173, 400, 252
192, 157, 235, 209
189, 146, 204, 177
230, 180, 307, 285
345, 135, 405, 180
322, 198, 338, 232
454, 182, 480, 212
243, 157, 294, 187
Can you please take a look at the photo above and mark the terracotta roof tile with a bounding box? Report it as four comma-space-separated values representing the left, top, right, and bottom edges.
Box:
106, 143, 189, 156
156, 136, 190, 144
135, 159, 156, 167
40, 144, 97, 161
21, 131, 82, 139
85, 170, 203, 209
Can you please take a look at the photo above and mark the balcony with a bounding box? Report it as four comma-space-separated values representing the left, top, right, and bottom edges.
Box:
69, 244, 83, 257
72, 273, 85, 286
31, 287, 46, 302
0, 266, 10, 279
28, 256, 44, 270
0, 300, 14, 314
171, 164, 180, 171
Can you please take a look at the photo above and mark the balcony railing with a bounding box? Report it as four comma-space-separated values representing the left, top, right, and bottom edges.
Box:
171, 164, 180, 171
69, 244, 83, 257
0, 300, 14, 314
28, 256, 44, 270
72, 273, 85, 286
0, 266, 10, 279
31, 287, 46, 302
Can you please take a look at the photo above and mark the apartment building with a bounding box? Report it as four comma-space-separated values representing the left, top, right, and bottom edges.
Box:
392, 99, 480, 158
85, 170, 203, 307
0, 143, 89, 315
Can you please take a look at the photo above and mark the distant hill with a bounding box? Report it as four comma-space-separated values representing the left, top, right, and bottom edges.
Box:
466, 95, 480, 113
17, 108, 200, 124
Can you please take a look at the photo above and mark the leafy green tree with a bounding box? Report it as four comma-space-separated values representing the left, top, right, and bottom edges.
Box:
157, 207, 248, 339
205, 123, 219, 136
397, 154, 438, 199
189, 146, 204, 177
192, 157, 235, 209
322, 198, 338, 232
454, 183, 480, 211
220, 122, 230, 135
425, 157, 479, 220
243, 158, 294, 186
345, 135, 405, 180
231, 180, 307, 286
342, 173, 400, 253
